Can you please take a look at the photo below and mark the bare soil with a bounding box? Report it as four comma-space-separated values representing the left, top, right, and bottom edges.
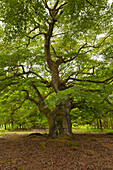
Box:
0, 132, 113, 170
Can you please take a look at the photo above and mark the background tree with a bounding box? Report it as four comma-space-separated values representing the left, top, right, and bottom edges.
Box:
0, 0, 113, 138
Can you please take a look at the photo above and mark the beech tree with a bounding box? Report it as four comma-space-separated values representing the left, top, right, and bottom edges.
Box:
0, 0, 113, 138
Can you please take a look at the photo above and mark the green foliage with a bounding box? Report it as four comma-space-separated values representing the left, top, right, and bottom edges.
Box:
0, 0, 113, 132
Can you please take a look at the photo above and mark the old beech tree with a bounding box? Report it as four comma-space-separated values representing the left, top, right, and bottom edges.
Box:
0, 0, 113, 137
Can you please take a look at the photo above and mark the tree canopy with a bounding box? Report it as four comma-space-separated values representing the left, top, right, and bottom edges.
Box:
0, 0, 113, 137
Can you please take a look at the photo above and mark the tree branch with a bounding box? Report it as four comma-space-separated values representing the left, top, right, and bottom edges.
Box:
0, 69, 49, 87
13, 98, 26, 112
53, 0, 59, 9
85, 34, 112, 49
65, 67, 95, 82
105, 98, 113, 105
26, 32, 43, 46
22, 89, 39, 106
31, 84, 44, 101
86, 0, 94, 7
42, 0, 50, 11
70, 76, 113, 84
56, 2, 68, 10
52, 33, 65, 37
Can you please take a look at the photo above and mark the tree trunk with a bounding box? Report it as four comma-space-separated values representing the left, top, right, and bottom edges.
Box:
99, 119, 103, 131
4, 123, 7, 130
111, 119, 113, 129
97, 119, 99, 129
47, 100, 73, 138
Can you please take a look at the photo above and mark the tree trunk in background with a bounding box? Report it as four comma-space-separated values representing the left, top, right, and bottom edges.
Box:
103, 120, 109, 129
99, 119, 103, 131
47, 100, 73, 138
110, 119, 113, 129
97, 119, 99, 129
4, 123, 7, 130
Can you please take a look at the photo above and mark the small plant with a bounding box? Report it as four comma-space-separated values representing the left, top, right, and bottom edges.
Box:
86, 150, 95, 156
40, 142, 46, 150
65, 141, 79, 151
17, 167, 23, 170
70, 145, 77, 151
0, 130, 6, 135
89, 138, 97, 142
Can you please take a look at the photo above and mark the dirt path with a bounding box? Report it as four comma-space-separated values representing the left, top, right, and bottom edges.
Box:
0, 133, 113, 170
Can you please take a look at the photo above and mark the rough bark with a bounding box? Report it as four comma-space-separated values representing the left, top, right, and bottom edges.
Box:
47, 100, 73, 138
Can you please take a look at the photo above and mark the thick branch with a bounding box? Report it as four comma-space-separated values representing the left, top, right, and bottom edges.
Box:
22, 89, 51, 116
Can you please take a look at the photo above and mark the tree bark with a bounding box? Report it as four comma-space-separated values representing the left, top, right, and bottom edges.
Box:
4, 123, 7, 130
47, 100, 73, 138
97, 119, 100, 129
99, 119, 103, 131
11, 111, 14, 129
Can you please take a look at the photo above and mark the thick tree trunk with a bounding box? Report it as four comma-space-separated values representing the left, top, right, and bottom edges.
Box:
47, 100, 73, 138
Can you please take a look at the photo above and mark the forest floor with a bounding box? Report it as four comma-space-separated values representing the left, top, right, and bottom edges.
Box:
0, 131, 113, 170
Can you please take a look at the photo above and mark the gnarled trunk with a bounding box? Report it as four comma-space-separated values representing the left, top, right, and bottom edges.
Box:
47, 100, 73, 138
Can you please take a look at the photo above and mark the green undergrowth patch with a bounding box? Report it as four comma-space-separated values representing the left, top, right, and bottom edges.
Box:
40, 142, 46, 150
73, 126, 113, 134
65, 140, 79, 151
26, 135, 80, 151
85, 150, 95, 156
17, 167, 23, 170
47, 136, 79, 151
89, 138, 98, 142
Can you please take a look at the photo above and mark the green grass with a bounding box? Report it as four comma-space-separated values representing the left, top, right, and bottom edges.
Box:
0, 130, 33, 135
72, 125, 113, 133
0, 126, 113, 136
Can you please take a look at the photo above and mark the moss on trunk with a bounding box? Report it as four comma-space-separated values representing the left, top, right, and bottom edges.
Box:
47, 100, 73, 138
